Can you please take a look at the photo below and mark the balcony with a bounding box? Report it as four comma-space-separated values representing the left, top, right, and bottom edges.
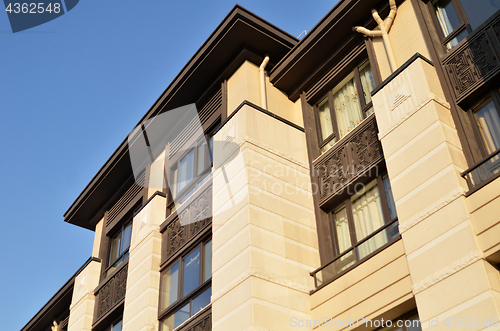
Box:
93, 261, 128, 325
462, 147, 500, 192
312, 113, 384, 207
442, 13, 500, 105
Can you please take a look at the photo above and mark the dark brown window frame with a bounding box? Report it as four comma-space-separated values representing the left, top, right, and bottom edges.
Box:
427, 0, 473, 51
166, 121, 219, 215
467, 87, 500, 158
330, 175, 398, 259
314, 58, 375, 153
158, 235, 212, 326
310, 172, 400, 291
103, 219, 133, 278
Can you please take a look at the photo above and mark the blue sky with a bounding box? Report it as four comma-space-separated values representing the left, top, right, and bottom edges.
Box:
0, 1, 335, 330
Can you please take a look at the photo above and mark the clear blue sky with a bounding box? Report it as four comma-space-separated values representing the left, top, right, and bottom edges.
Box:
0, 1, 336, 330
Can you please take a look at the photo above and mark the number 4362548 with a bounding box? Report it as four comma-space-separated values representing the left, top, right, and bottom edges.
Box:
5, 3, 61, 14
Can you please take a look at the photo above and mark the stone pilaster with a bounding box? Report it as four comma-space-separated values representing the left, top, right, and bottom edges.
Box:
372, 56, 500, 329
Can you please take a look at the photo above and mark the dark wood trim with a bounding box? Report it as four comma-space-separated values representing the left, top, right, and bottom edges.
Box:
160, 222, 212, 270
300, 92, 335, 264
64, 5, 297, 230
365, 37, 383, 85
310, 234, 401, 294
371, 53, 434, 96
133, 191, 167, 218
411, 0, 482, 165
212, 100, 305, 137
20, 257, 100, 331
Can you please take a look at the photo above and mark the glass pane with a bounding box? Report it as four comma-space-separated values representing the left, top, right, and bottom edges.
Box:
365, 106, 374, 117
120, 223, 132, 255
112, 320, 122, 331
351, 180, 385, 242
209, 135, 214, 163
318, 97, 334, 140
332, 72, 363, 139
359, 61, 375, 104
161, 314, 175, 331
171, 166, 178, 198
444, 28, 468, 51
382, 175, 398, 220
356, 228, 389, 260
192, 286, 212, 314
320, 137, 337, 154
433, 0, 461, 37
407, 316, 423, 331
333, 205, 352, 253
177, 150, 195, 193
174, 303, 190, 328
161, 304, 190, 331
161, 262, 179, 310
461, 0, 499, 30
109, 234, 121, 266
183, 247, 201, 296
197, 139, 207, 176
315, 249, 356, 286
474, 98, 500, 154
203, 240, 212, 282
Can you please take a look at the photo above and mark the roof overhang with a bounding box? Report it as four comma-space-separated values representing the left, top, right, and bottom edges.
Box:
63, 5, 297, 230
270, 0, 404, 101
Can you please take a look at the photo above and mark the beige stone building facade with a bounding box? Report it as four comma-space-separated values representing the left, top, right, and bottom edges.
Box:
21, 1, 500, 331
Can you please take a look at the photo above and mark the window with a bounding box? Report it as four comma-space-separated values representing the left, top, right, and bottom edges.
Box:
471, 91, 500, 155
462, 89, 500, 188
431, 0, 499, 50
379, 313, 422, 331
316, 60, 376, 153
169, 135, 213, 213
160, 239, 212, 331
103, 318, 122, 331
312, 175, 399, 286
105, 221, 132, 277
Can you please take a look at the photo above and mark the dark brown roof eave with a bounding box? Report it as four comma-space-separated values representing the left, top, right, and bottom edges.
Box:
63, 5, 298, 230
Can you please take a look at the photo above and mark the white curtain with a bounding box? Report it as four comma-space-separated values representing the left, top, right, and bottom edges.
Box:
318, 98, 334, 140
474, 98, 500, 154
351, 182, 387, 259
334, 205, 352, 253
332, 75, 363, 139
434, 1, 460, 49
359, 62, 375, 104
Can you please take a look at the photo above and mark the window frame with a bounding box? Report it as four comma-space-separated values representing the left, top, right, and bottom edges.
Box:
428, 0, 472, 50
167, 124, 217, 214
467, 88, 500, 158
103, 218, 133, 278
330, 175, 397, 259
158, 236, 212, 325
314, 58, 375, 152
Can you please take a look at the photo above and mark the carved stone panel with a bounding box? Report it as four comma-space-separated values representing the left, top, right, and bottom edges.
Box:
95, 263, 128, 321
313, 116, 383, 205
164, 185, 212, 260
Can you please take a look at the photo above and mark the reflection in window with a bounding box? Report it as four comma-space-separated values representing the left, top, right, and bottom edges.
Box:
161, 303, 190, 331
460, 0, 500, 30
106, 222, 132, 277
177, 150, 195, 193
183, 247, 201, 296
161, 263, 179, 310
433, 0, 461, 37
474, 98, 500, 154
